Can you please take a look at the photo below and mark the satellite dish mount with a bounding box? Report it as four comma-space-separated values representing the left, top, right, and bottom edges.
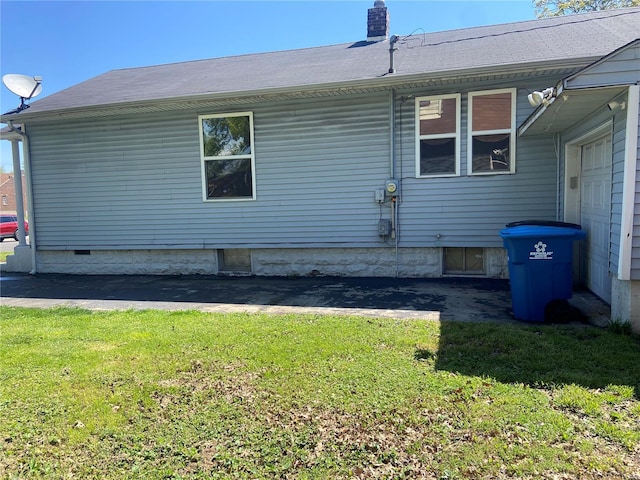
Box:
2, 74, 43, 114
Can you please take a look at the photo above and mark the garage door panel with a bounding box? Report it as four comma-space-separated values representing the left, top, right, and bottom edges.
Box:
580, 134, 612, 303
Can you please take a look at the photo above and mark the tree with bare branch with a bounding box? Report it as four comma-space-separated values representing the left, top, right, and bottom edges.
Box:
533, 0, 640, 17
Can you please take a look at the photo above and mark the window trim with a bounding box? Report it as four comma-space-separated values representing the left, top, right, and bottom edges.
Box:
198, 111, 256, 202
467, 88, 516, 175
415, 94, 461, 178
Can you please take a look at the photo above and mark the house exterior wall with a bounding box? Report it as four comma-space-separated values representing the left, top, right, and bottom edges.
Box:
562, 41, 640, 283
561, 103, 620, 275
564, 42, 640, 89
396, 82, 558, 248
28, 94, 390, 251
27, 77, 564, 276
611, 98, 628, 276
631, 96, 640, 280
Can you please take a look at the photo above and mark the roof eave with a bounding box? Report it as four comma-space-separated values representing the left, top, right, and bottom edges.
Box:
1, 58, 595, 123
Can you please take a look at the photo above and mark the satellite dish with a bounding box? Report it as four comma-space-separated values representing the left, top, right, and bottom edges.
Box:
3, 74, 42, 99
2, 74, 43, 114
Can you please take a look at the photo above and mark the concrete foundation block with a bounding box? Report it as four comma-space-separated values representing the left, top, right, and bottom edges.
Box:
4, 245, 32, 272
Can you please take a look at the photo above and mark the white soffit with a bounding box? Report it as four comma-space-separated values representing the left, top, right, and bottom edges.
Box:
519, 86, 626, 136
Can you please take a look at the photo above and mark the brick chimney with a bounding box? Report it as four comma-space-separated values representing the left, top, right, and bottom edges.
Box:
367, 0, 389, 42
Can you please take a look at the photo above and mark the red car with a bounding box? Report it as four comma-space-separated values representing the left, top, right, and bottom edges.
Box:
0, 214, 29, 242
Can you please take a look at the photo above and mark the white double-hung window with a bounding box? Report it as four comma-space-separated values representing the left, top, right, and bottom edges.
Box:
415, 94, 461, 177
467, 88, 516, 174
199, 112, 256, 201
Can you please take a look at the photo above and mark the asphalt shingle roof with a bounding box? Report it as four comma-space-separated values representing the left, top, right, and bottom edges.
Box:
6, 7, 640, 118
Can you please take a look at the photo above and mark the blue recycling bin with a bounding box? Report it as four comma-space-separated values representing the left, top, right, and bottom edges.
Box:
499, 221, 586, 322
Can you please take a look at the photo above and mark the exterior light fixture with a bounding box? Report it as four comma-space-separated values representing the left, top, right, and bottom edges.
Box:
607, 100, 626, 111
527, 87, 555, 107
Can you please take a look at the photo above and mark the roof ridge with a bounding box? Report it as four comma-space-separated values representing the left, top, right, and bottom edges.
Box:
425, 4, 640, 35
4, 5, 638, 120
104, 41, 361, 75
398, 7, 640, 49
103, 6, 640, 75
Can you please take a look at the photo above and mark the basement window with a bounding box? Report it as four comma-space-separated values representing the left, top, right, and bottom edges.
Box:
199, 112, 256, 201
444, 247, 485, 275
218, 249, 252, 273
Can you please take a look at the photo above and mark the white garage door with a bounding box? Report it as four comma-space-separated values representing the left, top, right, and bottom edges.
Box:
580, 134, 612, 303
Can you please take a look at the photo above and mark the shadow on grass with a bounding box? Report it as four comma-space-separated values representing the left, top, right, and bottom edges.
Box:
432, 321, 640, 398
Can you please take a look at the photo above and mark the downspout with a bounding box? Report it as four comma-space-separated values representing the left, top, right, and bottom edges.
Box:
555, 133, 561, 221
550, 82, 565, 222
389, 89, 395, 178
8, 120, 37, 274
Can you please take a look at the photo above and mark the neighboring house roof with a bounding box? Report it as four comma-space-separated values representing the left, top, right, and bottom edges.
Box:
0, 124, 23, 141
3, 7, 639, 121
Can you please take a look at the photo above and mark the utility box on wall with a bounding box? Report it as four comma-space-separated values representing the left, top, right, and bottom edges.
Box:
385, 179, 398, 196
378, 219, 392, 237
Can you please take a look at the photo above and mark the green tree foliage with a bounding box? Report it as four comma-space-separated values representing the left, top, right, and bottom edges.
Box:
202, 116, 251, 157
534, 0, 640, 17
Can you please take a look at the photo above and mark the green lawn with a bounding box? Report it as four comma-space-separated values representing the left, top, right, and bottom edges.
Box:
1, 306, 639, 479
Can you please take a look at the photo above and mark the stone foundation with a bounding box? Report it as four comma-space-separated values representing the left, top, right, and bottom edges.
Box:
4, 245, 32, 273
35, 247, 509, 279
37, 249, 218, 275
611, 277, 640, 334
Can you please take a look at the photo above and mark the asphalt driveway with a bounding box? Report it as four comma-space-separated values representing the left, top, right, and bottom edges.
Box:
0, 272, 610, 325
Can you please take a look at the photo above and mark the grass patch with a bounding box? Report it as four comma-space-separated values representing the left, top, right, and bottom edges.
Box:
0, 251, 9, 263
1, 306, 639, 479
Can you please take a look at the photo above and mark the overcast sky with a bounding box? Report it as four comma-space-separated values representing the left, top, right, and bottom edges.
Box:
0, 0, 536, 171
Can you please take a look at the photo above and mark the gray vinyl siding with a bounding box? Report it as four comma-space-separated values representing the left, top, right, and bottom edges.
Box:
561, 40, 640, 281
395, 82, 558, 248
27, 79, 568, 252
28, 79, 576, 250
563, 40, 640, 280
610, 105, 627, 275
632, 103, 640, 280
560, 42, 640, 279
564, 42, 640, 89
27, 94, 391, 250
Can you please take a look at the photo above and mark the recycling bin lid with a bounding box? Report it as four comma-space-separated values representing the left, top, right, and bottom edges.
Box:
505, 220, 581, 230
500, 223, 586, 239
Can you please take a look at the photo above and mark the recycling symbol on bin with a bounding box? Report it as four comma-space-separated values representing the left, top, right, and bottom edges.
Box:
529, 241, 553, 260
